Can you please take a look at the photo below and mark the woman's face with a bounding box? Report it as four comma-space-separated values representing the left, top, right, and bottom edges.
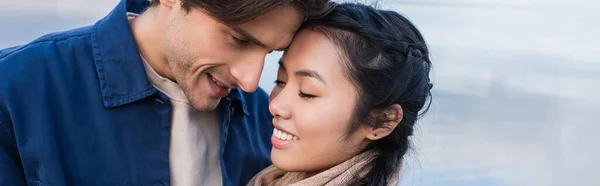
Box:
269, 28, 371, 173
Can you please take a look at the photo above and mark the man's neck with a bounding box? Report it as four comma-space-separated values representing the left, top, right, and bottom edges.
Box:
130, 7, 175, 81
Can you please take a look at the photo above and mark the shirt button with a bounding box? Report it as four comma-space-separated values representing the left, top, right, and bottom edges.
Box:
154, 98, 165, 104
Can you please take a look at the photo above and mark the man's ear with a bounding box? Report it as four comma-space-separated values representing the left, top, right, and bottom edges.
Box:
159, 0, 177, 8
365, 104, 403, 140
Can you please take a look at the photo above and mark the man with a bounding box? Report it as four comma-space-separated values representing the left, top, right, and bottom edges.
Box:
0, 0, 333, 185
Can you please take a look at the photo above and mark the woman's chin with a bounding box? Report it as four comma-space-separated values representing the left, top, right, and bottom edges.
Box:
271, 155, 325, 174
271, 153, 302, 171
271, 153, 288, 169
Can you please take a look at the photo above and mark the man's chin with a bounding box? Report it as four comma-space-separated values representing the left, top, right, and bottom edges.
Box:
190, 99, 221, 111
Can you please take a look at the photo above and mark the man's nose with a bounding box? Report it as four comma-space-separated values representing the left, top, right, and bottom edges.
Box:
230, 53, 266, 92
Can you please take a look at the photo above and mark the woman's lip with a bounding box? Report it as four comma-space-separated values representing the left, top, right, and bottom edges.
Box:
271, 134, 294, 149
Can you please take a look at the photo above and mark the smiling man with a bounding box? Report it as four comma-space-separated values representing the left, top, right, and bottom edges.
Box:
0, 0, 333, 185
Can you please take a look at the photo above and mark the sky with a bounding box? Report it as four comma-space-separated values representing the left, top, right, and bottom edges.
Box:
0, 0, 598, 185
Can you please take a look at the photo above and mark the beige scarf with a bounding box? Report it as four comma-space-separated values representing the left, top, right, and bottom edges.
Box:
247, 150, 401, 186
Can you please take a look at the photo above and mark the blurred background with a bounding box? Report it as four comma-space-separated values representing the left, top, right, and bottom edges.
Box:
1, 0, 598, 185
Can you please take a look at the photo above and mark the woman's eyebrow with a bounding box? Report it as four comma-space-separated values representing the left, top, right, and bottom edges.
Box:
295, 69, 328, 87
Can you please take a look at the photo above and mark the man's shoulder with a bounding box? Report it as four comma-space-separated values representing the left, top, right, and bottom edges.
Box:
0, 26, 96, 94
0, 25, 93, 61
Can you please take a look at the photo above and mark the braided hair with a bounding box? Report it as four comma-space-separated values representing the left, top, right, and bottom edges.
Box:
304, 3, 432, 186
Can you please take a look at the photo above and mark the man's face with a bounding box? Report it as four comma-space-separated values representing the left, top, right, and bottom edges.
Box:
163, 0, 303, 111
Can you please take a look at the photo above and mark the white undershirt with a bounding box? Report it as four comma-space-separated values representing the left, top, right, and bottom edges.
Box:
132, 13, 223, 186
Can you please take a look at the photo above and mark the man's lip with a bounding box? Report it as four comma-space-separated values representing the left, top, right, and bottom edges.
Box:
208, 73, 234, 89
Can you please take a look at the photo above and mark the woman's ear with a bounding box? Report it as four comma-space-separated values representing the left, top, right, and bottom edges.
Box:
365, 104, 403, 140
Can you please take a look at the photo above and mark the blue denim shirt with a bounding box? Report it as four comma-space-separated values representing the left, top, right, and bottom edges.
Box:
0, 0, 274, 185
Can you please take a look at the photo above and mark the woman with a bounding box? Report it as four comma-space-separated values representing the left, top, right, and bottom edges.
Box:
249, 3, 432, 186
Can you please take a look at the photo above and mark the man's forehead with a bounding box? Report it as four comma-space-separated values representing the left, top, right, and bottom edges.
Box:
234, 4, 304, 50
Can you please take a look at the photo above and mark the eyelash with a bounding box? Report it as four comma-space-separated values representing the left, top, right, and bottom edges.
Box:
273, 80, 317, 99
299, 91, 316, 99
233, 36, 251, 46
274, 80, 286, 85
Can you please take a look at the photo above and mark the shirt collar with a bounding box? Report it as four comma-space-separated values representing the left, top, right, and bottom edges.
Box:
91, 0, 247, 111
92, 0, 154, 108
227, 89, 250, 116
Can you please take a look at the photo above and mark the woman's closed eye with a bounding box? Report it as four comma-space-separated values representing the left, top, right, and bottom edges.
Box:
298, 91, 316, 99
274, 80, 286, 86
274, 80, 316, 99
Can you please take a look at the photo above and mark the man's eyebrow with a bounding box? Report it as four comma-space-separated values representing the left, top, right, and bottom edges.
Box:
295, 70, 328, 87
230, 26, 288, 51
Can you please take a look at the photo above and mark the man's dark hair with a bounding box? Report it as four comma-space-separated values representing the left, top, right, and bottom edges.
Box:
150, 0, 335, 24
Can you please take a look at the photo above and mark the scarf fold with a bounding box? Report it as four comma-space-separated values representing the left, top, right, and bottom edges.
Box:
247, 150, 401, 186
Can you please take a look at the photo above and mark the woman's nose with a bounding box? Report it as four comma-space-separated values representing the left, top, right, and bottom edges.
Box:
268, 89, 292, 119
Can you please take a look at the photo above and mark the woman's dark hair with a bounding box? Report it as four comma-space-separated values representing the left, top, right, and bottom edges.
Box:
150, 0, 336, 24
305, 3, 432, 186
